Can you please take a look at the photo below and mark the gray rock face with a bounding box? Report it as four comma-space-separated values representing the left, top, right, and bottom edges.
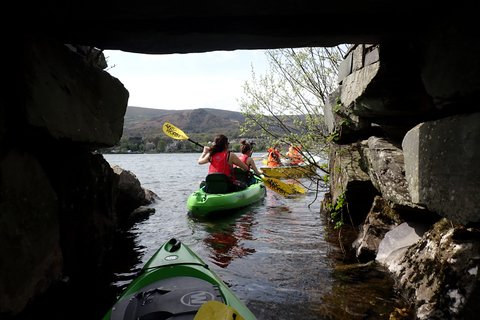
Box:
111, 164, 157, 227
324, 26, 480, 318
361, 137, 422, 211
21, 35, 129, 149
385, 220, 480, 320
403, 112, 480, 225
0, 35, 130, 315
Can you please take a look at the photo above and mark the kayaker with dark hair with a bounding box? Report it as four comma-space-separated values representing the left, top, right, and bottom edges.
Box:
267, 144, 282, 167
234, 139, 263, 185
198, 134, 249, 190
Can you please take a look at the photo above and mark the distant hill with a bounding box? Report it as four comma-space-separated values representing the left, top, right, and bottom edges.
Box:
122, 106, 246, 138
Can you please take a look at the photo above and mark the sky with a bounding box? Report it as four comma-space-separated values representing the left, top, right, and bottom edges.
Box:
104, 50, 271, 112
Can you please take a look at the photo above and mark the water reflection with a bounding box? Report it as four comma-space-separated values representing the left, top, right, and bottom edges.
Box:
188, 208, 258, 268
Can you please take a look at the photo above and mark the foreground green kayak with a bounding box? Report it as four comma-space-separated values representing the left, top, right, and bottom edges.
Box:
102, 238, 257, 320
187, 174, 266, 216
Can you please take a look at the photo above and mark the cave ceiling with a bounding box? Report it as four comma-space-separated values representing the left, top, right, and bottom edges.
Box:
20, 0, 456, 54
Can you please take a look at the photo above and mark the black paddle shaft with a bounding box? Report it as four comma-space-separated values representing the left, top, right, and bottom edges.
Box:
188, 138, 204, 149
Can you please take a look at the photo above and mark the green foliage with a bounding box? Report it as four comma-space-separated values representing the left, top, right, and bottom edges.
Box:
322, 173, 330, 183
237, 46, 348, 196
333, 97, 343, 114
238, 46, 347, 176
327, 132, 339, 142
326, 187, 347, 230
332, 97, 351, 130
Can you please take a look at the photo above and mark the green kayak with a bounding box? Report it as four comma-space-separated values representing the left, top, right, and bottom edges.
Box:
187, 173, 266, 216
102, 238, 257, 320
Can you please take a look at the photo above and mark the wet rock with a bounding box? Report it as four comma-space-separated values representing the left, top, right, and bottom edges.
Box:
376, 221, 429, 265
353, 196, 404, 262
110, 165, 157, 227
129, 206, 156, 224
385, 219, 480, 319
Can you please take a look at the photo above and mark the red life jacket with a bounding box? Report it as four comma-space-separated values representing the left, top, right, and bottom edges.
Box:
208, 151, 235, 181
236, 154, 251, 170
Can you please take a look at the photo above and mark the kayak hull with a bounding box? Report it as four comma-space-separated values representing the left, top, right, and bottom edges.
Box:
102, 238, 257, 320
187, 176, 266, 216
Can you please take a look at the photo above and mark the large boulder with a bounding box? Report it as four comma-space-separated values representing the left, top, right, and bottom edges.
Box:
402, 112, 480, 225
111, 165, 157, 227
360, 136, 425, 211
331, 44, 438, 142
17, 34, 128, 150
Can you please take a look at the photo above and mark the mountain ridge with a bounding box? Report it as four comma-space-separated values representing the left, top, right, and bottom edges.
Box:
123, 106, 246, 138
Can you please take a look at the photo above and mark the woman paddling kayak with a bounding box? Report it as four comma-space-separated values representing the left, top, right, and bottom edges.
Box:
234, 139, 263, 186
198, 134, 249, 192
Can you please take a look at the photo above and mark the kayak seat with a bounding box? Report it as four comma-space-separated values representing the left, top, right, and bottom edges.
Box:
204, 173, 232, 194
233, 168, 252, 185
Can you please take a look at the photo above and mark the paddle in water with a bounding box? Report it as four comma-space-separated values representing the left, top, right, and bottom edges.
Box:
163, 122, 306, 195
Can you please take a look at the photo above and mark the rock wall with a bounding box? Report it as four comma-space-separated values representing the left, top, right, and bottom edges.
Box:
323, 14, 480, 319
0, 35, 133, 315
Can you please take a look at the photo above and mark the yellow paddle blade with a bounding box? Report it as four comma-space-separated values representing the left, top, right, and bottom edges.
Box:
290, 184, 307, 194
260, 176, 292, 196
193, 300, 245, 320
163, 122, 189, 140
259, 175, 306, 196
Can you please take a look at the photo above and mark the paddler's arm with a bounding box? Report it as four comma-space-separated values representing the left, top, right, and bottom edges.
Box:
198, 146, 211, 164
247, 157, 263, 176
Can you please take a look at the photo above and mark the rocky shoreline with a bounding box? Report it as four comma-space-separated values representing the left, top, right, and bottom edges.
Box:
322, 44, 480, 319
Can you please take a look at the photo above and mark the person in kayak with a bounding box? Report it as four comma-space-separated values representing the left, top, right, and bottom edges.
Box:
287, 143, 304, 165
234, 139, 263, 185
198, 134, 249, 191
267, 144, 283, 167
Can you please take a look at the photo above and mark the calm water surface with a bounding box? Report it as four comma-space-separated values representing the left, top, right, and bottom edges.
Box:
100, 153, 408, 320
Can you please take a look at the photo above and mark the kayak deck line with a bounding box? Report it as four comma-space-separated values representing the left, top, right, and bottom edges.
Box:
139, 262, 210, 275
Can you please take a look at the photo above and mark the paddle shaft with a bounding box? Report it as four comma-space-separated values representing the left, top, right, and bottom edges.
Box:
188, 138, 204, 149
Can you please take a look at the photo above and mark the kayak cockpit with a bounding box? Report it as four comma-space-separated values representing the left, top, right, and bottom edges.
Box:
110, 276, 224, 320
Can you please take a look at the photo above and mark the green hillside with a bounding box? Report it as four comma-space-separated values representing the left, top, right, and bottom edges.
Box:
122, 107, 245, 139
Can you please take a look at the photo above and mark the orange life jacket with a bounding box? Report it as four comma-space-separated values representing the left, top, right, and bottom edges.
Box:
288, 146, 303, 165
267, 149, 281, 167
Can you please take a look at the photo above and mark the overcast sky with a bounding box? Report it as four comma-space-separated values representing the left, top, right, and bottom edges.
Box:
104, 50, 270, 112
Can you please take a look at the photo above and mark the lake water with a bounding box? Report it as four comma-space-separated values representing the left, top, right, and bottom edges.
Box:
12, 153, 409, 320
100, 153, 409, 320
